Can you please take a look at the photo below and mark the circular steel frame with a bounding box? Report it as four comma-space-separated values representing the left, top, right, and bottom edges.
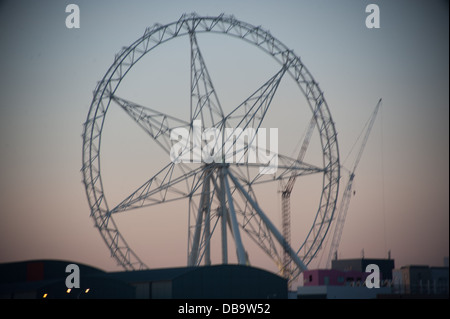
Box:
81, 13, 340, 280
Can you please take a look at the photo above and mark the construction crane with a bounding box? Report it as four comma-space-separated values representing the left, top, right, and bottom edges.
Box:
280, 100, 322, 280
325, 98, 382, 268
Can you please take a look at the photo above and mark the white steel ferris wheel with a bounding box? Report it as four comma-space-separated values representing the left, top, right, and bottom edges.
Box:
81, 13, 340, 283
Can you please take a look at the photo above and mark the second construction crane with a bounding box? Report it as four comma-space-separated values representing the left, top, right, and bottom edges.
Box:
325, 98, 382, 268
280, 98, 381, 280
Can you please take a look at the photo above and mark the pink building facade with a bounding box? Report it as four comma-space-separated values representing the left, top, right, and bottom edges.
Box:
303, 269, 371, 286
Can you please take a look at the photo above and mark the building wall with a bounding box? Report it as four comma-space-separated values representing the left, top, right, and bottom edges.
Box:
172, 265, 287, 299
133, 282, 150, 299
399, 266, 449, 295
152, 280, 172, 299
392, 269, 404, 294
331, 258, 394, 280
430, 267, 449, 295
303, 269, 369, 287
297, 285, 392, 299
326, 285, 392, 299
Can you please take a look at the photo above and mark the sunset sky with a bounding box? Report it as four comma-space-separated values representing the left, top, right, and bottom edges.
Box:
0, 0, 448, 275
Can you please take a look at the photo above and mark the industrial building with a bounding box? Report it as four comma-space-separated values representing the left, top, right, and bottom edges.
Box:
297, 257, 449, 299
331, 257, 395, 280
297, 257, 395, 299
0, 260, 287, 299
392, 265, 449, 296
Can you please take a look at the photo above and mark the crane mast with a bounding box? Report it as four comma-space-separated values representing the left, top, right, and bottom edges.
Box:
280, 100, 322, 279
326, 98, 382, 268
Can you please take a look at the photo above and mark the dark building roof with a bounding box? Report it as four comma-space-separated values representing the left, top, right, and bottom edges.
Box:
0, 259, 105, 284
0, 259, 133, 299
0, 260, 287, 299
106, 266, 196, 283
106, 264, 287, 299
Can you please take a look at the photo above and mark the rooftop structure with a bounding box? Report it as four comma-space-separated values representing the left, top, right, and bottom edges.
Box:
331, 257, 395, 280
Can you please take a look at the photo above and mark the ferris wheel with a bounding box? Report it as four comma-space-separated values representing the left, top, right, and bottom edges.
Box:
81, 13, 340, 282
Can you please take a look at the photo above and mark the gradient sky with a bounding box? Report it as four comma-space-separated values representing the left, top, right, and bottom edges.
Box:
0, 0, 448, 275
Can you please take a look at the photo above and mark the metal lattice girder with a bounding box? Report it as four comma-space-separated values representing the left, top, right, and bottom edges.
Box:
110, 94, 190, 154
189, 30, 224, 127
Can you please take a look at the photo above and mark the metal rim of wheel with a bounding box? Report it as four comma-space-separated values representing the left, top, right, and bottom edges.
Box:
81, 13, 340, 282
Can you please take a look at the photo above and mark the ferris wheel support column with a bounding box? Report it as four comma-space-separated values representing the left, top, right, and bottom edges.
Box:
211, 171, 229, 264
223, 167, 247, 265
227, 169, 308, 272
216, 170, 229, 264
188, 170, 212, 266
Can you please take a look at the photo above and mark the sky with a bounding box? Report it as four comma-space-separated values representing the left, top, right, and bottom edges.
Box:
0, 0, 448, 276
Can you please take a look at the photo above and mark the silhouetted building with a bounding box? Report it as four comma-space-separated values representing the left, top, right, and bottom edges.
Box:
0, 260, 133, 299
332, 257, 395, 281
392, 265, 449, 295
298, 267, 392, 299
0, 260, 287, 299
296, 257, 396, 299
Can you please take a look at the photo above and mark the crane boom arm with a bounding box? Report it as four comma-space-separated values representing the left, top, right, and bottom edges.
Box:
326, 98, 382, 268
352, 99, 382, 173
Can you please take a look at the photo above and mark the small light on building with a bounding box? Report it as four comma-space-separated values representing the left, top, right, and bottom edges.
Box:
66, 288, 72, 293
85, 288, 90, 294
42, 293, 48, 298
